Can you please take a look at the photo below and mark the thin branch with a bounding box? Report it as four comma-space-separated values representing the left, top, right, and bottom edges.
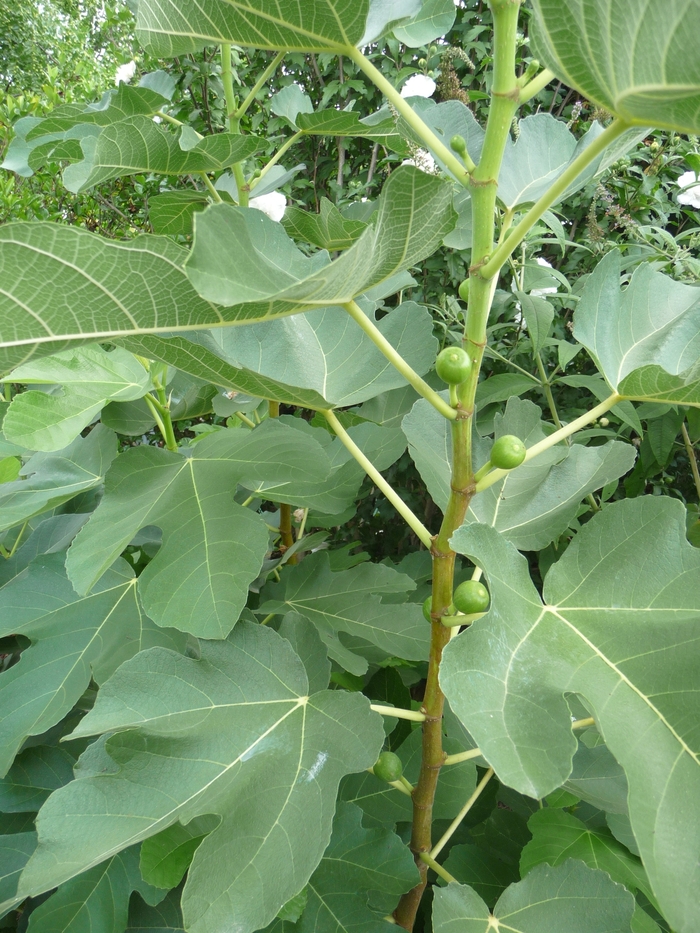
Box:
443, 747, 483, 766
343, 300, 456, 421
235, 50, 286, 121
419, 852, 458, 885
430, 768, 495, 859
682, 422, 700, 501
370, 704, 427, 723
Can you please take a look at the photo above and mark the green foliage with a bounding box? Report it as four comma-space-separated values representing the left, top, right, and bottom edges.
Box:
0, 2, 699, 933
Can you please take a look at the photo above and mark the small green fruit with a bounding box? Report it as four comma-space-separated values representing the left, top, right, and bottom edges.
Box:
453, 580, 490, 614
458, 279, 470, 302
423, 596, 432, 622
490, 434, 526, 470
450, 134, 467, 156
373, 751, 404, 783
436, 346, 471, 385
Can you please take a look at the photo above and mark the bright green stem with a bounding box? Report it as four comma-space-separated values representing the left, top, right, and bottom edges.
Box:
476, 392, 622, 492
394, 10, 522, 927
418, 853, 458, 885
322, 409, 433, 548
249, 130, 304, 193
221, 44, 249, 207
370, 704, 427, 723
480, 118, 630, 278
346, 46, 471, 187
199, 172, 223, 202
443, 747, 483, 766
235, 51, 286, 121
518, 66, 555, 103
144, 393, 178, 452
343, 301, 456, 421
430, 768, 495, 859
535, 352, 564, 431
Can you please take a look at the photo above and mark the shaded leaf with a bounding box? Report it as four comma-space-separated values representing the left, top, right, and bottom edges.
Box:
139, 817, 219, 890
0, 832, 37, 916
126, 889, 185, 933
149, 192, 209, 237
393, 0, 456, 47
283, 198, 368, 251
0, 426, 117, 535
0, 746, 75, 813
0, 555, 185, 776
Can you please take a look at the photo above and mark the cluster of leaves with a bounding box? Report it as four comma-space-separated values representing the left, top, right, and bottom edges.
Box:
0, 2, 699, 933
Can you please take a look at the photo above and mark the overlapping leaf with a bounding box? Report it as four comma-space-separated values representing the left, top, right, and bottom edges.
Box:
24, 845, 165, 933
238, 419, 406, 518
0, 833, 37, 915
185, 166, 455, 310
135, 0, 421, 55
530, 0, 700, 134
0, 426, 117, 534
1, 82, 172, 177
0, 225, 227, 372
574, 250, 700, 406
62, 116, 262, 193
2, 346, 152, 451
259, 551, 429, 673
19, 623, 385, 933
149, 191, 209, 237
283, 198, 368, 251
0, 555, 185, 776
440, 497, 700, 933
66, 420, 332, 637
432, 861, 635, 933
123, 302, 436, 412
299, 802, 419, 933
0, 745, 75, 812
403, 396, 635, 550
393, 0, 456, 47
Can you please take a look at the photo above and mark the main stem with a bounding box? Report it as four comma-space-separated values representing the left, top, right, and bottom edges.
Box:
393, 4, 522, 927
221, 43, 249, 207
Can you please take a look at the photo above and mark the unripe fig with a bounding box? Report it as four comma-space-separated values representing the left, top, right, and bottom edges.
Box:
451, 134, 467, 156
373, 751, 403, 783
458, 279, 470, 302
436, 346, 471, 385
453, 580, 490, 614
490, 434, 526, 469
423, 596, 432, 622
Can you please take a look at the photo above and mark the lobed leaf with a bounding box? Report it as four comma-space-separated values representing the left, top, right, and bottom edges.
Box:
19, 623, 384, 933
440, 497, 700, 932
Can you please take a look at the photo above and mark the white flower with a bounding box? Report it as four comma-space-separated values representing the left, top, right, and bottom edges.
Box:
677, 170, 700, 209
249, 190, 286, 222
402, 150, 437, 174
401, 74, 436, 99
531, 256, 557, 296
115, 61, 137, 85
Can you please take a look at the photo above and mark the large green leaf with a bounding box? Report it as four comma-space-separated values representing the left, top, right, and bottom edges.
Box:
238, 419, 406, 518
19, 623, 384, 933
393, 0, 456, 47
185, 166, 455, 311
25, 845, 165, 933
432, 861, 635, 933
2, 346, 152, 451
134, 0, 419, 54
530, 0, 700, 134
403, 396, 635, 549
0, 554, 185, 776
0, 426, 117, 534
573, 250, 700, 406
124, 301, 436, 411
299, 802, 419, 933
440, 497, 700, 933
259, 551, 430, 672
66, 421, 332, 637
0, 224, 226, 372
62, 116, 262, 193
521, 809, 656, 908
